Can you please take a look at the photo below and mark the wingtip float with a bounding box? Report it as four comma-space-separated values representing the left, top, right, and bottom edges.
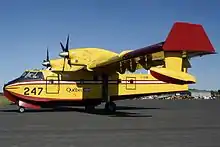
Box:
3, 22, 215, 113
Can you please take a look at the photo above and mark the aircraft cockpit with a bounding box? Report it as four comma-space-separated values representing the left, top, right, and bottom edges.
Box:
3, 71, 45, 88
19, 71, 44, 80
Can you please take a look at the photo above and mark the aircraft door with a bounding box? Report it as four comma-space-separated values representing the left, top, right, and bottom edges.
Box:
46, 75, 60, 94
126, 77, 136, 90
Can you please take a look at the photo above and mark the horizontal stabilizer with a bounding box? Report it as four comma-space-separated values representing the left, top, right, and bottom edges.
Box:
150, 67, 196, 84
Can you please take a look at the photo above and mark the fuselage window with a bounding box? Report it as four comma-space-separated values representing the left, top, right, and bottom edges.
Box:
35, 72, 44, 80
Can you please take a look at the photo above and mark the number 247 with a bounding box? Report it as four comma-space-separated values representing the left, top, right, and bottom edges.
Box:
24, 87, 43, 95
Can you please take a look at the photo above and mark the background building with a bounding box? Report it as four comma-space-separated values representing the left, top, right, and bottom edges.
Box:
188, 89, 212, 99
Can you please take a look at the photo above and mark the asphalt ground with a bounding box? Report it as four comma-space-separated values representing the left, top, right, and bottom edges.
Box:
0, 99, 219, 147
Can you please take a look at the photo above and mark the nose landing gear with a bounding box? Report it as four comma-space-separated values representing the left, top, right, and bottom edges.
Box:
18, 106, 25, 113
17, 100, 40, 113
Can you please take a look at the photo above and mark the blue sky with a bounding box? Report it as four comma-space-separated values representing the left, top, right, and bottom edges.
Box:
0, 0, 219, 91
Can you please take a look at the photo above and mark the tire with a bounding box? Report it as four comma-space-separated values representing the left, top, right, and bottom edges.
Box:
105, 102, 116, 113
18, 107, 25, 113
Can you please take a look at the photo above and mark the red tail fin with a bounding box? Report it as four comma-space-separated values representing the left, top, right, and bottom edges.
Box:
163, 22, 215, 54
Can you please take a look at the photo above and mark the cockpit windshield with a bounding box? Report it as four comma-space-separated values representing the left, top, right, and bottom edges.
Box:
20, 71, 44, 80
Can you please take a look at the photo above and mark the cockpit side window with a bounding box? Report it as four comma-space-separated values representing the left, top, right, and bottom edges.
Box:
20, 72, 44, 80
20, 72, 28, 77
35, 72, 44, 80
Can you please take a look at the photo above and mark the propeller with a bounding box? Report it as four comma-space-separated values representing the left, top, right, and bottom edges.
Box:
42, 48, 51, 68
59, 35, 71, 71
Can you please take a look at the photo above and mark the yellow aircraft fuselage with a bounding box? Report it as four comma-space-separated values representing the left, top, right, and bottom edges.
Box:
3, 69, 188, 106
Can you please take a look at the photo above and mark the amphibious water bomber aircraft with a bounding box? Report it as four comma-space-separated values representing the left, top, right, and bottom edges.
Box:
3, 22, 216, 113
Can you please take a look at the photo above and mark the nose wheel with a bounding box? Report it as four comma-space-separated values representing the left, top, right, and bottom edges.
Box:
18, 106, 25, 113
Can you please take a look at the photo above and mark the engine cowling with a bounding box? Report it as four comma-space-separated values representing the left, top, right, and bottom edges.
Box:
138, 55, 152, 70
127, 59, 137, 72
117, 61, 127, 74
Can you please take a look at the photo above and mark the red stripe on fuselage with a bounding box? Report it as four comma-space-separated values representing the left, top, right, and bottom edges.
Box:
8, 80, 167, 87
3, 90, 17, 103
9, 91, 82, 102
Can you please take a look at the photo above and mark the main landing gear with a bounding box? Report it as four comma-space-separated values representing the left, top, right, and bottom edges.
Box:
102, 73, 117, 113
105, 101, 116, 113
84, 101, 116, 113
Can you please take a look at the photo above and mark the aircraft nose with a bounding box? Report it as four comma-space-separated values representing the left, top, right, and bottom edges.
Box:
3, 83, 9, 98
3, 83, 10, 93
3, 82, 10, 91
2, 82, 17, 104
3, 83, 6, 89
4, 77, 21, 88
3, 79, 18, 93
3, 84, 6, 92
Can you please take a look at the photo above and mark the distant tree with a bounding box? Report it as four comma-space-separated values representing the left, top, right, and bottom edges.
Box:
218, 90, 220, 94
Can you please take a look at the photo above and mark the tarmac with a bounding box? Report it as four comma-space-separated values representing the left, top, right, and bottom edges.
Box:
0, 99, 220, 147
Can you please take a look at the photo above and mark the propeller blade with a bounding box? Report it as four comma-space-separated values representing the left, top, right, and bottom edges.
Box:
65, 35, 69, 52
46, 48, 49, 61
42, 47, 51, 68
60, 42, 65, 51
60, 35, 71, 71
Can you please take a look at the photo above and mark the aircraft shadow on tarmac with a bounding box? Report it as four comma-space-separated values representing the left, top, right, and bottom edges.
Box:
1, 106, 160, 117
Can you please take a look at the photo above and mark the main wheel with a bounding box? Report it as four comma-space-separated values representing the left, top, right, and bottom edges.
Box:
18, 106, 25, 113
105, 101, 116, 113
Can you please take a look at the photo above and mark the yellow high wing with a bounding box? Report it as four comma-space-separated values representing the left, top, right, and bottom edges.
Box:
58, 22, 215, 85
87, 42, 165, 74
57, 35, 164, 73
